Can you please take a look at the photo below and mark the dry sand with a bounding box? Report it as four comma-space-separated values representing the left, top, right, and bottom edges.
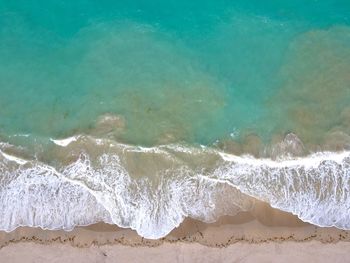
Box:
1, 241, 350, 263
0, 202, 349, 262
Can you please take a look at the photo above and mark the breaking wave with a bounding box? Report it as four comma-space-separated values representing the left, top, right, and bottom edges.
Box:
0, 135, 349, 239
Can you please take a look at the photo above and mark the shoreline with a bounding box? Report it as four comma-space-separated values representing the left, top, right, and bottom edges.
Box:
1, 203, 350, 262
1, 202, 349, 249
1, 135, 350, 262
1, 134, 350, 238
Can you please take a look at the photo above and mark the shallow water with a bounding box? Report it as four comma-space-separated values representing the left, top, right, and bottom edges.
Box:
0, 1, 350, 238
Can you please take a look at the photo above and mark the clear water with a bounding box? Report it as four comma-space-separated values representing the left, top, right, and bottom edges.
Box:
1, 0, 349, 145
0, 1, 350, 239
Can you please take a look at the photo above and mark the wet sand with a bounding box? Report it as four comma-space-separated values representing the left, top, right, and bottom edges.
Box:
0, 202, 349, 262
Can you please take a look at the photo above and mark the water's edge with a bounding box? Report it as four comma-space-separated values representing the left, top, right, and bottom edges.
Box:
0, 134, 349, 239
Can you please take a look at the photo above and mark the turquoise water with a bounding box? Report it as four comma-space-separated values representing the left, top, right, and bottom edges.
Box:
1, 0, 349, 146
1, 1, 350, 239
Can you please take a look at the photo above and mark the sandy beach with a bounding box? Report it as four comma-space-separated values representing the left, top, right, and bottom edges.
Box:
0, 201, 349, 262
1, 0, 350, 262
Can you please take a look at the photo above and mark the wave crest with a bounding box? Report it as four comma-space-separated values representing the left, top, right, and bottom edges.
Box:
0, 135, 350, 238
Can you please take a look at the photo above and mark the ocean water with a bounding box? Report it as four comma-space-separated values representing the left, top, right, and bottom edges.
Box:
0, 0, 350, 238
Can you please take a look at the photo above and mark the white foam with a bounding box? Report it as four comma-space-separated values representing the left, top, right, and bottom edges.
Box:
214, 151, 350, 230
10, 134, 30, 138
50, 136, 79, 147
219, 150, 349, 168
0, 147, 251, 238
1, 138, 350, 239
0, 150, 28, 165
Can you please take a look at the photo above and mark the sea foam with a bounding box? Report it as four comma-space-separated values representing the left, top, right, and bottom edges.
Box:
0, 136, 350, 238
